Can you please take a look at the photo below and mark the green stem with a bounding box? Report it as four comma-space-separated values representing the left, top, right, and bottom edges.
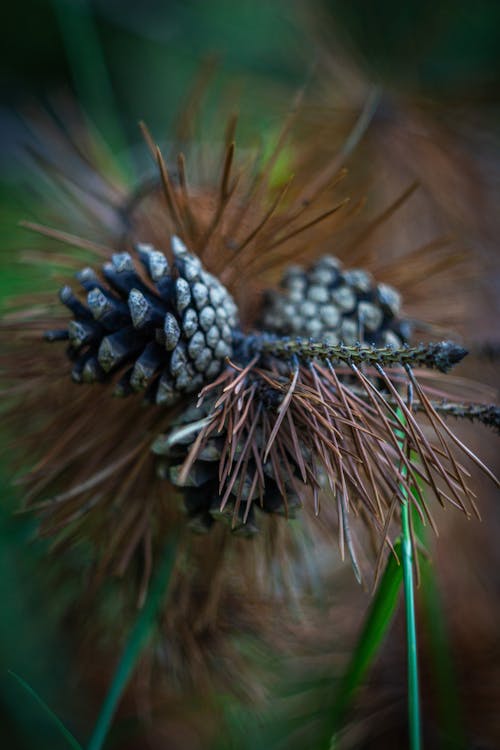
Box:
87, 537, 178, 750
398, 407, 422, 750
401, 497, 422, 750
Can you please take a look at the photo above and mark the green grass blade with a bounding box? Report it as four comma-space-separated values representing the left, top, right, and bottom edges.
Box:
328, 540, 403, 747
408, 481, 465, 748
8, 670, 83, 750
420, 555, 466, 749
86, 537, 178, 750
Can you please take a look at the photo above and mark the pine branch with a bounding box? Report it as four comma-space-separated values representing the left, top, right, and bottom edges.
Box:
422, 401, 500, 434
346, 387, 500, 434
247, 335, 468, 373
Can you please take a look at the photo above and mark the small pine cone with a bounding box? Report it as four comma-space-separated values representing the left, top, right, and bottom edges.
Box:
152, 399, 303, 536
261, 255, 411, 347
46, 236, 239, 406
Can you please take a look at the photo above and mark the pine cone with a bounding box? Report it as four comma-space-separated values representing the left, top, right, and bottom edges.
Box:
46, 236, 239, 406
152, 397, 303, 536
261, 255, 410, 347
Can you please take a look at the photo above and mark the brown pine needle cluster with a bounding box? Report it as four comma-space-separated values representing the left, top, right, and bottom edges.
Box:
170, 339, 498, 570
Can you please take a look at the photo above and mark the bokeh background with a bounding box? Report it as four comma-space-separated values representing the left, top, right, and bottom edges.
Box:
1, 2, 500, 748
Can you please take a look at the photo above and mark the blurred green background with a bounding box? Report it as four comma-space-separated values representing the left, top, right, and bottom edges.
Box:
1, 1, 500, 748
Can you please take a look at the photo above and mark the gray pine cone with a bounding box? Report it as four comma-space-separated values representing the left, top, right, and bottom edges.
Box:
46, 236, 239, 406
152, 399, 302, 536
260, 255, 410, 347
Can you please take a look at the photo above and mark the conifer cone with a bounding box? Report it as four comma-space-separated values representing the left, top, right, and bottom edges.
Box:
47, 236, 239, 406
261, 254, 410, 347
152, 394, 304, 536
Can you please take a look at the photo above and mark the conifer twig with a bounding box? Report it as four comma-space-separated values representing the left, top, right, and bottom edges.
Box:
248, 335, 468, 373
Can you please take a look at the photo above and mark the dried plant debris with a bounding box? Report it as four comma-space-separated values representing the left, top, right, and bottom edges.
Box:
155, 336, 498, 549
4, 117, 499, 589
44, 235, 500, 554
